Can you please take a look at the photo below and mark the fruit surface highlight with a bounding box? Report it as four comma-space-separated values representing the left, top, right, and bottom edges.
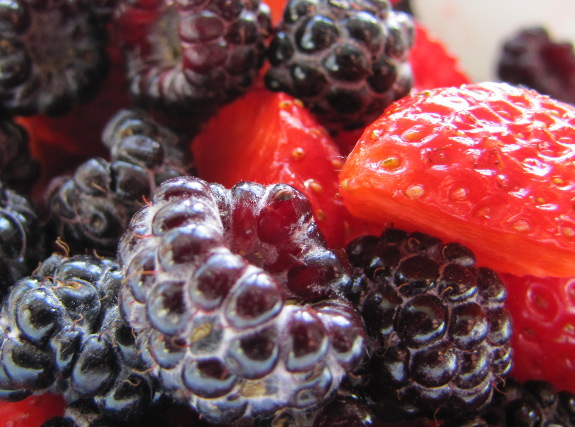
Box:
341, 82, 575, 278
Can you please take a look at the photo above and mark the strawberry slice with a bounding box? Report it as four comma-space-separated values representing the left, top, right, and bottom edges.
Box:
501, 273, 575, 394
410, 23, 471, 91
340, 82, 575, 278
0, 393, 65, 427
191, 88, 372, 248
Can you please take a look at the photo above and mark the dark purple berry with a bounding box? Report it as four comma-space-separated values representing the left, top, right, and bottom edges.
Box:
0, 254, 158, 422
118, 176, 365, 424
443, 379, 575, 427
0, 0, 108, 115
0, 182, 45, 299
498, 26, 575, 105
265, 0, 414, 132
114, 0, 271, 117
345, 229, 512, 422
46, 109, 193, 254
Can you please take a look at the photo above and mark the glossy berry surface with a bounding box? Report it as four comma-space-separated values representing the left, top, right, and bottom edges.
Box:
46, 109, 193, 254
0, 253, 157, 422
265, 0, 414, 132
0, 183, 45, 300
341, 82, 575, 278
118, 176, 365, 424
346, 228, 512, 421
444, 379, 575, 427
114, 0, 271, 116
0, 119, 39, 194
500, 273, 575, 394
498, 26, 575, 106
0, 0, 108, 115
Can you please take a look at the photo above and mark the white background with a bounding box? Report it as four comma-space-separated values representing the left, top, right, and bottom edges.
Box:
413, 0, 575, 82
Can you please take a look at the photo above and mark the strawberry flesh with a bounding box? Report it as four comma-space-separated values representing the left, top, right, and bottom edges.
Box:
340, 82, 575, 277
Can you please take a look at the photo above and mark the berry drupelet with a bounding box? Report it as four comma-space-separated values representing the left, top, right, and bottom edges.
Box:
442, 379, 575, 427
46, 109, 194, 254
0, 118, 39, 194
265, 0, 414, 132
345, 229, 513, 422
0, 182, 45, 300
498, 27, 575, 105
0, 0, 109, 115
118, 176, 366, 424
0, 253, 158, 423
114, 0, 272, 116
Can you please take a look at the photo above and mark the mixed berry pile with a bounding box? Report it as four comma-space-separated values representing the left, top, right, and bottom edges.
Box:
0, 0, 574, 426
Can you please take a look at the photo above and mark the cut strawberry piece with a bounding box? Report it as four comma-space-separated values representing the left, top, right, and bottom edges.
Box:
501, 273, 575, 394
0, 393, 65, 427
191, 88, 373, 247
410, 23, 471, 91
340, 82, 575, 277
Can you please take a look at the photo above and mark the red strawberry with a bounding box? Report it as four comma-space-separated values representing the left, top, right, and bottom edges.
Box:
340, 82, 575, 278
191, 88, 373, 247
0, 393, 65, 427
410, 23, 471, 91
501, 273, 575, 394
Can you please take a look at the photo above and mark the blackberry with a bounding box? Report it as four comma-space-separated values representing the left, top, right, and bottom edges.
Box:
310, 386, 378, 427
498, 27, 575, 105
265, 0, 414, 132
0, 0, 109, 115
118, 176, 365, 424
443, 379, 575, 427
345, 229, 513, 421
0, 253, 158, 422
0, 118, 39, 194
0, 182, 45, 300
114, 0, 272, 116
46, 109, 194, 254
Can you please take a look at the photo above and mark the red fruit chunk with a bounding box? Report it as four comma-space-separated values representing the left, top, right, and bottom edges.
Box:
410, 23, 471, 91
501, 273, 575, 394
192, 88, 371, 247
0, 393, 65, 427
340, 82, 575, 277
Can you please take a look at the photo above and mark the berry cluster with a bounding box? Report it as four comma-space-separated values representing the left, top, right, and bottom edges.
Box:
118, 176, 364, 424
346, 229, 512, 421
265, 0, 414, 131
0, 254, 158, 422
0, 0, 572, 426
0, 0, 108, 116
46, 109, 193, 254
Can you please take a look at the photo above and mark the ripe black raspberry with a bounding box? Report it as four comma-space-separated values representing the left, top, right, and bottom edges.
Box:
118, 176, 365, 424
0, 253, 158, 422
114, 0, 271, 116
345, 229, 513, 421
310, 386, 378, 427
442, 379, 575, 427
498, 27, 575, 105
0, 119, 39, 194
0, 183, 45, 300
46, 109, 194, 254
265, 0, 414, 132
0, 0, 109, 115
